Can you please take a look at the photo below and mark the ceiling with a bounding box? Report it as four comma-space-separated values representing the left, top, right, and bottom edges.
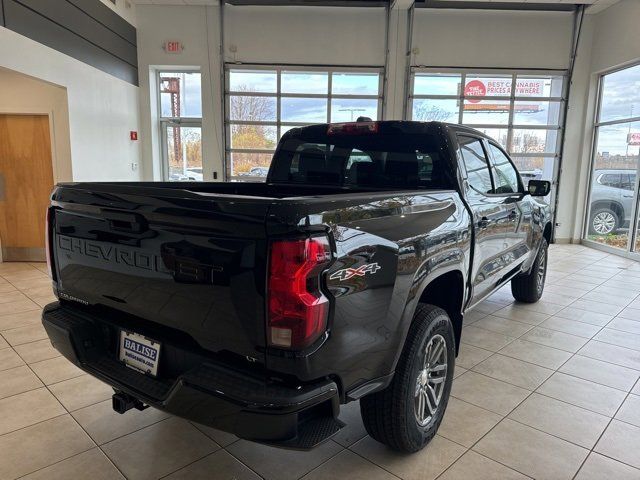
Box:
129, 0, 620, 13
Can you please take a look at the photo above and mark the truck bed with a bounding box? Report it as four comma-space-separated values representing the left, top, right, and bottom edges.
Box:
61, 181, 400, 199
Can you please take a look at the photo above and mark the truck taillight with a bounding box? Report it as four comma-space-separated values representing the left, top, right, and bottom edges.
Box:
268, 236, 332, 350
327, 122, 379, 135
45, 207, 55, 280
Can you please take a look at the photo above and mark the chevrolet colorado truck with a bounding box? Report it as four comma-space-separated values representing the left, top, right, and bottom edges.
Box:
42, 121, 552, 453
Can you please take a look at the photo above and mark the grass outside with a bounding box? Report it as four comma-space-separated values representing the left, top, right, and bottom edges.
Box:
587, 233, 640, 251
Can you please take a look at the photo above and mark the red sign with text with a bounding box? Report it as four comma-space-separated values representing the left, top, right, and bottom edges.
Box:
463, 78, 546, 112
628, 132, 640, 145
164, 41, 183, 54
464, 80, 487, 103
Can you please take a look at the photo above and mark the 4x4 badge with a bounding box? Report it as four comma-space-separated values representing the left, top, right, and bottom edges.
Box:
330, 263, 381, 281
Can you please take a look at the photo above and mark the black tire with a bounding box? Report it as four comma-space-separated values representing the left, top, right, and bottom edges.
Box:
511, 238, 548, 303
589, 208, 619, 235
359, 304, 455, 452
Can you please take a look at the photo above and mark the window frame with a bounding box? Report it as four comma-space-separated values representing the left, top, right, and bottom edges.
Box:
582, 61, 640, 257
410, 68, 566, 208
457, 134, 495, 196
224, 64, 384, 181
409, 68, 566, 157
456, 131, 527, 199
156, 69, 203, 181
486, 140, 525, 195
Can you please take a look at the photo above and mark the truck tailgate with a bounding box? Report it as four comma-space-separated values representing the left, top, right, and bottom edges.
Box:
50, 184, 270, 361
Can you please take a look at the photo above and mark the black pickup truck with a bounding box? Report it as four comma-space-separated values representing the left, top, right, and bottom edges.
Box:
42, 121, 552, 453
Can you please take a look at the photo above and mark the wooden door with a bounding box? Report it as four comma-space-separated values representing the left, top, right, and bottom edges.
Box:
0, 114, 54, 262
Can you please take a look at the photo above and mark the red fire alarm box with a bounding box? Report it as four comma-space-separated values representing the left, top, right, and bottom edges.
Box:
130, 131, 138, 141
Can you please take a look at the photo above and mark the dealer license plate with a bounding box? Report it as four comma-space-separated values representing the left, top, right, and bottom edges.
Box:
119, 330, 161, 377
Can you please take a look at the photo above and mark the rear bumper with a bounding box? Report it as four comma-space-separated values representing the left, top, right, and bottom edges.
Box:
42, 302, 343, 449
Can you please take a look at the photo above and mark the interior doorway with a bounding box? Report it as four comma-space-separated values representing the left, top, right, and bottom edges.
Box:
0, 114, 54, 262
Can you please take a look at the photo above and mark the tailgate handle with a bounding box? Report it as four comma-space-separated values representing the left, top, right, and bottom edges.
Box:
102, 211, 147, 233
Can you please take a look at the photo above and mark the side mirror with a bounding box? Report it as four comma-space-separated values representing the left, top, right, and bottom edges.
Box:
528, 180, 551, 197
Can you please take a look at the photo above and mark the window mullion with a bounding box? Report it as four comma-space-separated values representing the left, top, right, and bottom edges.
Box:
506, 73, 516, 154
327, 73, 333, 123
277, 69, 282, 140
458, 73, 466, 125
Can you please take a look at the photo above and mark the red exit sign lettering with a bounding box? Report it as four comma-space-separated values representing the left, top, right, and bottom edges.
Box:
164, 41, 183, 54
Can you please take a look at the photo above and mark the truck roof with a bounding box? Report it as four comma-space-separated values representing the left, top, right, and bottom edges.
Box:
283, 120, 492, 140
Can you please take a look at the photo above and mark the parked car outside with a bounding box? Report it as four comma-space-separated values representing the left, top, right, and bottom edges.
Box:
249, 166, 269, 177
186, 167, 203, 181
519, 169, 543, 183
589, 169, 636, 234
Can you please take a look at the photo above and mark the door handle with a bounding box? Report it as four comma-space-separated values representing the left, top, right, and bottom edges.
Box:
102, 210, 147, 233
508, 210, 518, 220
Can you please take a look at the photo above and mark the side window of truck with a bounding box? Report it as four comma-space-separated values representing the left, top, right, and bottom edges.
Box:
487, 143, 520, 194
457, 135, 493, 195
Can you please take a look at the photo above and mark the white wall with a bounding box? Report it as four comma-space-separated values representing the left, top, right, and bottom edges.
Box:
0, 27, 141, 182
555, 0, 640, 242
136, 5, 223, 181
136, 4, 387, 181
553, 16, 595, 242
0, 68, 72, 183
412, 10, 574, 70
137, 4, 580, 179
224, 5, 386, 66
590, 0, 640, 74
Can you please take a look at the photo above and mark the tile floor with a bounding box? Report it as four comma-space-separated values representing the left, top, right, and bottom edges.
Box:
1, 245, 640, 479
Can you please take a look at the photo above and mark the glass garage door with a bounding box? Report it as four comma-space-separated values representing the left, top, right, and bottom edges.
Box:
225, 66, 383, 181
584, 64, 640, 256
408, 69, 566, 208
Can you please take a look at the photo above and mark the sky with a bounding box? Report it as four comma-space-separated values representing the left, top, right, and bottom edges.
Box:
228, 70, 380, 95
596, 65, 640, 157
160, 72, 203, 118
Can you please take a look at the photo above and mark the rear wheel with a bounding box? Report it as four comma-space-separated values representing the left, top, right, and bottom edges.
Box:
511, 238, 548, 303
589, 208, 619, 235
359, 304, 455, 452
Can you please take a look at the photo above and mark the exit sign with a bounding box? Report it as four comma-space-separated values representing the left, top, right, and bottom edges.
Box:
164, 41, 183, 54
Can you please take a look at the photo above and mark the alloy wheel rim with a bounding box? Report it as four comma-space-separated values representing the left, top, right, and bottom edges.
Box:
593, 212, 616, 235
414, 334, 448, 427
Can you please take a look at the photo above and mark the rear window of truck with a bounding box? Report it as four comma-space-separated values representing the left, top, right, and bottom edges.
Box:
269, 128, 453, 190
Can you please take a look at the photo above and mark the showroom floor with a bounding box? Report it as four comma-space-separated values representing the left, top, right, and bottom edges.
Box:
1, 245, 640, 480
